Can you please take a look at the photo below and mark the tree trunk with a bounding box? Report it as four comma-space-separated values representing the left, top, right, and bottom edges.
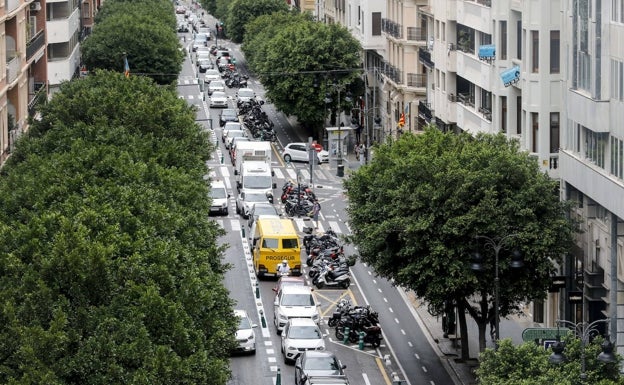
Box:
477, 318, 487, 352
456, 299, 470, 361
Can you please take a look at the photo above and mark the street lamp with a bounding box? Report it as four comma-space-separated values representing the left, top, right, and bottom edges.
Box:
470, 233, 523, 341
549, 319, 616, 381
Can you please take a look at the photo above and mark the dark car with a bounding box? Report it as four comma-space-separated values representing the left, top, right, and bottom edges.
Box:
219, 108, 239, 127
295, 351, 347, 385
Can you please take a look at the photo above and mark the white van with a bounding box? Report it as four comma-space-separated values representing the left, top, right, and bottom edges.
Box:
209, 180, 229, 215
233, 141, 272, 175
237, 160, 276, 203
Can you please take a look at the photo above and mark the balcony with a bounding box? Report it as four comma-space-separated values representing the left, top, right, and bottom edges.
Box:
406, 27, 426, 42
478, 106, 492, 121
381, 62, 402, 84
406, 73, 426, 88
418, 48, 434, 69
6, 55, 21, 85
382, 18, 403, 39
26, 32, 46, 61
418, 101, 433, 123
457, 92, 475, 108
28, 82, 48, 117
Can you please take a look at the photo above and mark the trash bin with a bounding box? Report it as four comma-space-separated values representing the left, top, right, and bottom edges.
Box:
336, 165, 344, 177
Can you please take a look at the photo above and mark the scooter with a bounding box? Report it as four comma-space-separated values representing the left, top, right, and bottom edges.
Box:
312, 264, 351, 289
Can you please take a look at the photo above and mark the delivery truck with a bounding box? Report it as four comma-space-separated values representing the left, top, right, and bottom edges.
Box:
233, 141, 273, 175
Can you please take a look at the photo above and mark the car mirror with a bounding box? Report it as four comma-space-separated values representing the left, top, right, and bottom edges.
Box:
295, 364, 302, 370
272, 287, 277, 292
251, 323, 258, 328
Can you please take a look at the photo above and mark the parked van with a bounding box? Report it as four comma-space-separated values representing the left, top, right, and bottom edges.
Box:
251, 218, 301, 278
237, 160, 276, 203
233, 141, 272, 175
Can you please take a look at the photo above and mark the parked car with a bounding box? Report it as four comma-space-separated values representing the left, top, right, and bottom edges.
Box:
207, 80, 225, 96
177, 23, 189, 33
236, 190, 273, 218
282, 142, 329, 164
192, 35, 208, 52
295, 351, 346, 385
219, 108, 239, 127
209, 91, 228, 108
274, 285, 320, 334
233, 309, 257, 354
197, 56, 213, 72
204, 69, 221, 84
247, 202, 280, 228
236, 88, 256, 106
209, 180, 229, 215
281, 318, 325, 364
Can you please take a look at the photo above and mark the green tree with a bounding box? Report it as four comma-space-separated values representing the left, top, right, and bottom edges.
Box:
477, 338, 623, 385
226, 0, 289, 43
81, 1, 183, 84
243, 15, 362, 136
344, 129, 577, 360
0, 71, 236, 384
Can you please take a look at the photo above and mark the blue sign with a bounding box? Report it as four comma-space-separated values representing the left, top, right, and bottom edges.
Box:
478, 44, 496, 60
500, 65, 520, 87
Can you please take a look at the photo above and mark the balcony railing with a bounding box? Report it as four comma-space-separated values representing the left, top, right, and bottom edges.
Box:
28, 82, 48, 117
467, 0, 492, 6
418, 101, 433, 122
381, 62, 402, 84
418, 48, 435, 69
407, 73, 426, 88
381, 18, 403, 39
26, 31, 46, 61
406, 27, 426, 41
478, 107, 492, 121
457, 93, 475, 107
6, 55, 21, 84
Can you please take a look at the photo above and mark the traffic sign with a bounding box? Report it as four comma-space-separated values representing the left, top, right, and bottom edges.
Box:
522, 327, 571, 342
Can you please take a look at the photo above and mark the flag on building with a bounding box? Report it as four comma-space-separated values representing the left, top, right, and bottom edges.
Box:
398, 112, 405, 127
124, 56, 130, 78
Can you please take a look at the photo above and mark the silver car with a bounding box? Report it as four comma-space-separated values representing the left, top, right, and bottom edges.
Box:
233, 309, 257, 354
207, 80, 225, 96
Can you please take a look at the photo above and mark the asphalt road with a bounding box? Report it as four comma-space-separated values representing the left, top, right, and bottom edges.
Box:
174, 10, 457, 385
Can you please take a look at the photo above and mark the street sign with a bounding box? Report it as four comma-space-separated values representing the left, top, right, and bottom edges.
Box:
522, 327, 571, 342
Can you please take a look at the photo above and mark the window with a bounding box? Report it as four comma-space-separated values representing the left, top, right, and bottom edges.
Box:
611, 59, 624, 101
531, 112, 539, 152
501, 96, 507, 133
457, 24, 475, 53
550, 113, 560, 153
282, 238, 299, 249
262, 238, 279, 248
481, 89, 492, 110
441, 72, 446, 92
480, 32, 492, 45
585, 128, 608, 168
442, 22, 446, 41
614, 0, 624, 22
611, 136, 624, 179
500, 21, 507, 60
550, 31, 560, 73
578, 52, 591, 91
516, 96, 522, 135
531, 31, 539, 72
516, 20, 522, 60
372, 12, 381, 36
435, 20, 440, 39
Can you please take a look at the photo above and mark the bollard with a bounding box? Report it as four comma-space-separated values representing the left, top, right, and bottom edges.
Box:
255, 282, 260, 298
275, 368, 281, 385
358, 331, 365, 350
260, 310, 266, 328
242, 227, 245, 238
220, 153, 224, 164
343, 327, 350, 344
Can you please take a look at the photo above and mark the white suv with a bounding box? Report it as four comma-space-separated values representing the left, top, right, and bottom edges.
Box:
274, 285, 320, 334
283, 143, 329, 164
281, 318, 325, 364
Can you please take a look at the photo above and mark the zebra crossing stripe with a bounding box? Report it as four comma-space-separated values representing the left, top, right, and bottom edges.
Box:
327, 221, 341, 234
231, 219, 241, 232
273, 168, 285, 180
285, 168, 297, 181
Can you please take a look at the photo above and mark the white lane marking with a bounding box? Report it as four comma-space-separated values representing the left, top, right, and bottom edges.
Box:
388, 307, 393, 313
362, 373, 371, 385
394, 318, 399, 324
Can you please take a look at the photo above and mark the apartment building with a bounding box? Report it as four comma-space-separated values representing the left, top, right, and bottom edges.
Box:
0, 0, 47, 164
46, 0, 81, 90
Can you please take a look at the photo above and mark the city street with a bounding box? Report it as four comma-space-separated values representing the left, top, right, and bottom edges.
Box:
174, 9, 458, 385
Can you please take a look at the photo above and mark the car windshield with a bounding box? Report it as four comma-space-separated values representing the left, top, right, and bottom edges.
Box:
288, 326, 321, 339
305, 357, 340, 370
238, 316, 252, 330
245, 192, 268, 202
228, 131, 245, 139
206, 70, 219, 76
243, 175, 272, 189
210, 187, 227, 199
212, 92, 226, 98
211, 81, 224, 88
222, 110, 237, 118
254, 205, 277, 216
281, 293, 314, 306
238, 89, 254, 98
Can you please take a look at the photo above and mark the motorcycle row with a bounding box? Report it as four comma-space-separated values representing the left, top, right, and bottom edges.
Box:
302, 225, 356, 290
280, 181, 316, 217
222, 69, 248, 88
239, 99, 277, 142
327, 299, 383, 348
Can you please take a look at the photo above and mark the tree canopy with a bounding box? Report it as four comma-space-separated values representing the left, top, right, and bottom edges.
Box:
477, 338, 623, 385
243, 13, 363, 136
225, 0, 289, 43
344, 129, 577, 359
81, 0, 183, 84
0, 71, 236, 384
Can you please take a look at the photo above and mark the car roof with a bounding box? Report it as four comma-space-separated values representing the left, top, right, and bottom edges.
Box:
210, 180, 226, 188
280, 285, 313, 294
211, 91, 226, 96
288, 317, 317, 326
233, 309, 249, 318
300, 351, 337, 359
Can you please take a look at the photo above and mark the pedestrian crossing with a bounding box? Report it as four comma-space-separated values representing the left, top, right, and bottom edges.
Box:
212, 215, 349, 237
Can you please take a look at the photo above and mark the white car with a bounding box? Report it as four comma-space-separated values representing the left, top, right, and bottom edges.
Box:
236, 190, 272, 218
209, 180, 229, 216
274, 285, 320, 334
282, 142, 329, 164
234, 309, 257, 354
207, 80, 225, 96
209, 91, 228, 108
236, 88, 256, 106
281, 318, 325, 364
204, 69, 221, 84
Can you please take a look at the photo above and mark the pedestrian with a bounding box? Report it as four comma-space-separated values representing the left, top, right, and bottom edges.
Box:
309, 200, 321, 229
355, 124, 362, 144
277, 260, 290, 276
359, 143, 366, 166
355, 142, 360, 161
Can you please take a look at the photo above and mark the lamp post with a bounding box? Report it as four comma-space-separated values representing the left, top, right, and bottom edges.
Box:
296, 169, 303, 216
326, 81, 351, 177
470, 233, 523, 341
549, 319, 616, 381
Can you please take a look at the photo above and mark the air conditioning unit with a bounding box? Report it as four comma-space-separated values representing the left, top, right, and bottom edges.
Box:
30, 1, 41, 11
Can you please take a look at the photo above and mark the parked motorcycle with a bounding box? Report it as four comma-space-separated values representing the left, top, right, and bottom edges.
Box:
312, 264, 351, 289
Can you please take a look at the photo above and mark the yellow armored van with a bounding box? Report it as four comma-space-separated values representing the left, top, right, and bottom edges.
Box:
252, 218, 301, 278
